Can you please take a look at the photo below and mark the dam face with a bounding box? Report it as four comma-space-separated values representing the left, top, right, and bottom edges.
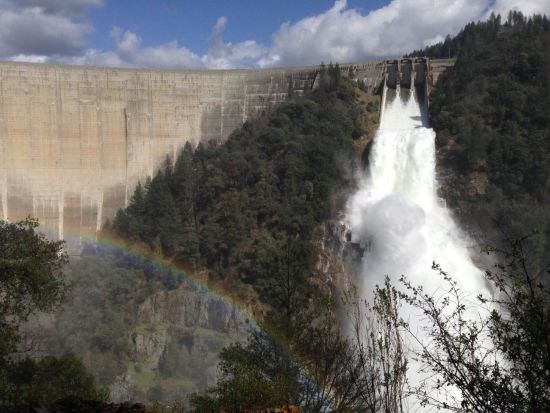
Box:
0, 60, 383, 244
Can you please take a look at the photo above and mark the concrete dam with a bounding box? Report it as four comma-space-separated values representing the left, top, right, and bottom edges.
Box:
0, 59, 451, 244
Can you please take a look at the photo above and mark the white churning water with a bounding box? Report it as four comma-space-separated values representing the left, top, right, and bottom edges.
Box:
345, 86, 487, 408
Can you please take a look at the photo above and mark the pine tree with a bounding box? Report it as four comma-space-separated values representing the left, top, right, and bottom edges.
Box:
145, 172, 182, 254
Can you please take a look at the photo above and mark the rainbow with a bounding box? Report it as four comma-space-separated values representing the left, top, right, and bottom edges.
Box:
89, 230, 258, 323
58, 228, 338, 409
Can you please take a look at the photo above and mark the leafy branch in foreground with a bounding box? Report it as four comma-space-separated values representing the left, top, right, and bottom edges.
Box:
399, 238, 550, 412
346, 280, 408, 413
0, 218, 67, 359
190, 303, 371, 413
191, 281, 410, 413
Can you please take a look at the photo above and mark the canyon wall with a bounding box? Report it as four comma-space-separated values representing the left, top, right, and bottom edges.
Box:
0, 60, 383, 246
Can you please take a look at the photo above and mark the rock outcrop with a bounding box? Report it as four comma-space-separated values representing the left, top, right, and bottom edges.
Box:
110, 284, 250, 403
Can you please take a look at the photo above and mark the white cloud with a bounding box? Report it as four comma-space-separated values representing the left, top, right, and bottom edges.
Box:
55, 48, 122, 67
7, 53, 50, 63
9, 0, 104, 16
259, 0, 550, 67
0, 0, 100, 59
107, 27, 204, 69
51, 15, 268, 70
1, 0, 549, 69
0, 7, 93, 57
201, 16, 268, 69
262, 0, 490, 67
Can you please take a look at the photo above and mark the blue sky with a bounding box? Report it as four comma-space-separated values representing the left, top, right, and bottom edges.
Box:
89, 0, 387, 54
0, 0, 548, 69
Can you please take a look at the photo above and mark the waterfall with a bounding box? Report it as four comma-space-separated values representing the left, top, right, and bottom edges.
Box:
345, 86, 486, 407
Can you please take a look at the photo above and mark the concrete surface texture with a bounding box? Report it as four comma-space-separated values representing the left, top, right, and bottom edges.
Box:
428, 58, 456, 88
0, 60, 384, 245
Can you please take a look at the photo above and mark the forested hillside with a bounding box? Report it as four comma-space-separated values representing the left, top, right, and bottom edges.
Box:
110, 65, 362, 311
418, 12, 550, 272
42, 67, 370, 405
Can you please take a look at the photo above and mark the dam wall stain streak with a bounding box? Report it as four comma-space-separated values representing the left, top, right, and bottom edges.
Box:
0, 61, 384, 245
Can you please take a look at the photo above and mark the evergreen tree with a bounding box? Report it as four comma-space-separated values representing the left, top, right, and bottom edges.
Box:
110, 64, 358, 306
145, 172, 182, 253
421, 12, 550, 272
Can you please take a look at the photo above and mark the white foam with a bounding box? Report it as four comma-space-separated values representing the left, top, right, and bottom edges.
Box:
346, 88, 486, 410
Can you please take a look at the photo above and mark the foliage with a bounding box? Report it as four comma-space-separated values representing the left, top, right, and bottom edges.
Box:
399, 238, 550, 412
180, 67, 381, 412
293, 300, 378, 413
0, 354, 109, 407
366, 99, 379, 113
190, 331, 301, 412
190, 309, 372, 413
37, 65, 363, 405
0, 219, 107, 406
191, 283, 411, 413
408, 16, 550, 407
52, 245, 189, 387
346, 280, 408, 413
416, 12, 550, 272
111, 67, 360, 315
0, 218, 67, 358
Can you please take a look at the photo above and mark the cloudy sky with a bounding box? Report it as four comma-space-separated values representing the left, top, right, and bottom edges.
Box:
1, 0, 549, 69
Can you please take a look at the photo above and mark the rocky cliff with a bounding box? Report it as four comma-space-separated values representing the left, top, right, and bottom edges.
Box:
110, 285, 250, 402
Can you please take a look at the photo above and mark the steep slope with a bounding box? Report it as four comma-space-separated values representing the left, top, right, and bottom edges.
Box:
420, 12, 550, 273
36, 70, 370, 403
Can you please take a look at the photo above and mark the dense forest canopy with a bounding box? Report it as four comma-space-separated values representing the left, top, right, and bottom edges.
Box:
102, 67, 385, 410
18, 66, 368, 407
110, 64, 361, 312
416, 12, 550, 274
